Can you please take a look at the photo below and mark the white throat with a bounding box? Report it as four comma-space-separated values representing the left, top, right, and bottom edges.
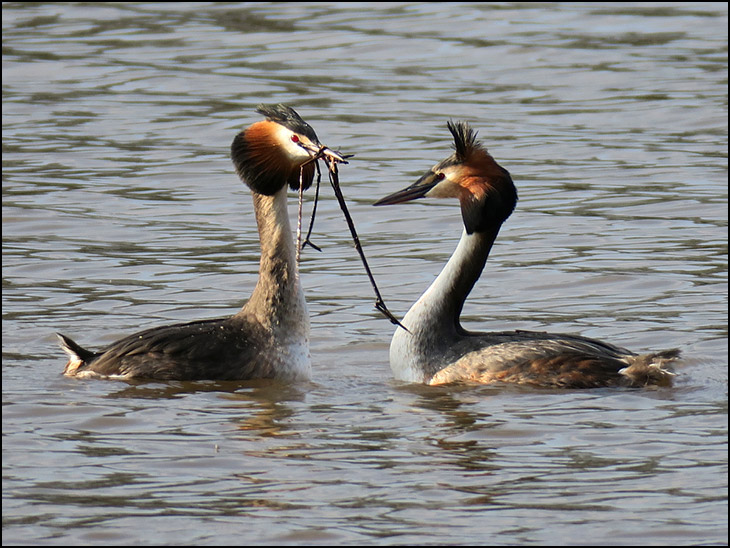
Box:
389, 228, 490, 382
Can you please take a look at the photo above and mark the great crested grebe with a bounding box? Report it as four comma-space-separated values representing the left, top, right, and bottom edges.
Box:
374, 121, 679, 388
58, 104, 344, 381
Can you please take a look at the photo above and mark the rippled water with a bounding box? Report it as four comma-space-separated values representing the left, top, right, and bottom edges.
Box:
3, 2, 727, 545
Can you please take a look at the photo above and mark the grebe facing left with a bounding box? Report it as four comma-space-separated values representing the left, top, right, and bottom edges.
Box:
58, 104, 343, 381
374, 121, 679, 388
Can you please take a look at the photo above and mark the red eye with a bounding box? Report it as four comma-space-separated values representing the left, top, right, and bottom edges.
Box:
436, 172, 445, 180
291, 135, 299, 143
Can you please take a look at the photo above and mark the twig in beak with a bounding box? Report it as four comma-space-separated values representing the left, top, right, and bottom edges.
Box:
295, 144, 404, 330
324, 156, 408, 332
299, 146, 350, 254
302, 160, 322, 252
296, 164, 306, 274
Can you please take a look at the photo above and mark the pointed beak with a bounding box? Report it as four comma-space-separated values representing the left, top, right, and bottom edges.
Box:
297, 139, 323, 157
373, 170, 441, 206
299, 141, 350, 165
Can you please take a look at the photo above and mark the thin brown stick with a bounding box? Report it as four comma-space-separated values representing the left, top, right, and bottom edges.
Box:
324, 156, 407, 331
297, 146, 406, 330
295, 164, 306, 273
302, 161, 322, 252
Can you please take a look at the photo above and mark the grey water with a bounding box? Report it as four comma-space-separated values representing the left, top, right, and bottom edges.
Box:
2, 2, 727, 545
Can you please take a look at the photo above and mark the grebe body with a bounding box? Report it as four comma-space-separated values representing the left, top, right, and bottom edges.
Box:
59, 104, 333, 381
375, 121, 679, 388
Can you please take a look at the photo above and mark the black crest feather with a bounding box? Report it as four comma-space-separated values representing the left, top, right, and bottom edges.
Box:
447, 120, 479, 161
256, 104, 319, 143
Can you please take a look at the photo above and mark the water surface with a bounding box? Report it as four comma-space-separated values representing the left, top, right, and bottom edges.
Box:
3, 2, 727, 545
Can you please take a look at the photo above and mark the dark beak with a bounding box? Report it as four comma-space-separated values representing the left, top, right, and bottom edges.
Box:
373, 170, 441, 206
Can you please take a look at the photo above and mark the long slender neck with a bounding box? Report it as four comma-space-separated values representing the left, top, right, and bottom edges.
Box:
238, 187, 307, 333
404, 225, 500, 336
390, 225, 500, 383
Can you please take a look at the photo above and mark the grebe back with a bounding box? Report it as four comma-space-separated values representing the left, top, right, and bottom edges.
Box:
374, 121, 679, 388
59, 104, 341, 381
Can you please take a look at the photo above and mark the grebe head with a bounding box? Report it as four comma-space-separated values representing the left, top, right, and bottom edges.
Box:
374, 121, 518, 234
231, 104, 337, 196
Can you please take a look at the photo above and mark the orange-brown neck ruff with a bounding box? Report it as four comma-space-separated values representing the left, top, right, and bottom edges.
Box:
455, 150, 517, 234
232, 120, 315, 195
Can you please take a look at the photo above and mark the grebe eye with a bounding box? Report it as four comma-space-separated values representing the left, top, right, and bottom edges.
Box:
291, 135, 300, 143
436, 172, 445, 181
